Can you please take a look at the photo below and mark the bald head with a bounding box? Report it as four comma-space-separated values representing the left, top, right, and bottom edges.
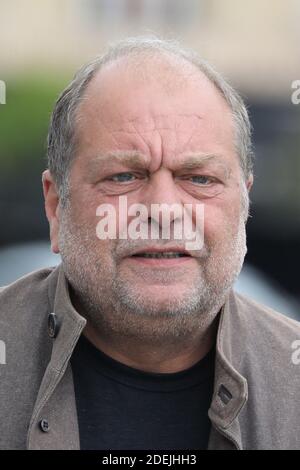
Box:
47, 36, 254, 202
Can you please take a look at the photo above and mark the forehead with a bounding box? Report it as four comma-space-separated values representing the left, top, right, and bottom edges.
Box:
78, 54, 232, 123
75, 54, 236, 168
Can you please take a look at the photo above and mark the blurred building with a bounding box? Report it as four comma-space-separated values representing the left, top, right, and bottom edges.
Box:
1, 0, 299, 101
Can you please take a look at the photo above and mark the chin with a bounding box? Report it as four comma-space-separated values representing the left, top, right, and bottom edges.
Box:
135, 284, 187, 303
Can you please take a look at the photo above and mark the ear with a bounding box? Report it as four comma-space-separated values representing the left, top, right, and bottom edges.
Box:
246, 173, 254, 192
42, 169, 61, 254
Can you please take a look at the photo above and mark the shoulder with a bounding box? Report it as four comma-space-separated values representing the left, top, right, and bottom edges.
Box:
228, 292, 300, 448
227, 291, 300, 385
0, 266, 59, 327
0, 266, 61, 449
232, 290, 300, 339
0, 266, 57, 299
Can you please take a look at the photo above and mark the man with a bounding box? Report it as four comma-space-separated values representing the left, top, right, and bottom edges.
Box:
0, 37, 300, 450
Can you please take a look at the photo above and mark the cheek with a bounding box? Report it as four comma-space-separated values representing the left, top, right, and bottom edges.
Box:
203, 200, 241, 246
70, 183, 118, 235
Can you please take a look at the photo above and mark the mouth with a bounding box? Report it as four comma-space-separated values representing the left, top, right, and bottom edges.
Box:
126, 247, 194, 266
132, 251, 189, 259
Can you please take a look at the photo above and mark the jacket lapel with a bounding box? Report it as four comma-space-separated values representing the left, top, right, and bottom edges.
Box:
27, 264, 86, 449
208, 291, 248, 450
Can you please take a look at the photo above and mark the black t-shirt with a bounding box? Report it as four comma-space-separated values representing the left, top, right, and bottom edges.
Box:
71, 334, 215, 450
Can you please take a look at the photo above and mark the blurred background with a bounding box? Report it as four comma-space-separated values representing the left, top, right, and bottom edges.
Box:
0, 0, 299, 318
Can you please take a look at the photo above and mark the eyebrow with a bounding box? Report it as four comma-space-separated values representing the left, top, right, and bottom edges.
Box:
175, 154, 231, 179
86, 151, 149, 176
174, 154, 228, 171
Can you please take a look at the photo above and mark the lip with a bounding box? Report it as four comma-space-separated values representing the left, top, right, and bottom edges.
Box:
125, 246, 194, 267
126, 256, 194, 267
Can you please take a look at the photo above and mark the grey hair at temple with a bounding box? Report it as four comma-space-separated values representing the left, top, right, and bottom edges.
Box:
47, 36, 254, 210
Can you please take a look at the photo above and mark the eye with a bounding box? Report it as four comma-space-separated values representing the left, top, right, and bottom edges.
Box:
110, 172, 137, 183
188, 175, 214, 185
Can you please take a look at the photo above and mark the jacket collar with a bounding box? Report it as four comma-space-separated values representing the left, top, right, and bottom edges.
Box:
48, 263, 87, 372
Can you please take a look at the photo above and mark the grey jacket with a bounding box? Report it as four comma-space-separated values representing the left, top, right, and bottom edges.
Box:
0, 264, 300, 450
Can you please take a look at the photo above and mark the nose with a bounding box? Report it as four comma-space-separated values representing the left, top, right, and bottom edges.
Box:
140, 168, 183, 228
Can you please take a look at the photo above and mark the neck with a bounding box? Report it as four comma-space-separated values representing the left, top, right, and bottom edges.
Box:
82, 315, 219, 374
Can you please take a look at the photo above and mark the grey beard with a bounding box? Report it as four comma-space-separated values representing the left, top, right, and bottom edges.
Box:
59, 209, 247, 344
67, 268, 227, 343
